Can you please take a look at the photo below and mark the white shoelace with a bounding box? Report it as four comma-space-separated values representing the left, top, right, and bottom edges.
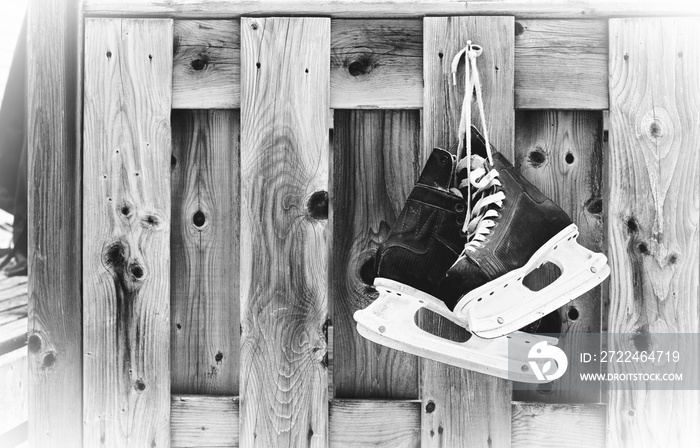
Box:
450, 42, 505, 256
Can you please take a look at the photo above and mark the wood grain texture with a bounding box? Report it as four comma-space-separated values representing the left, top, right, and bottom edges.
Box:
171, 110, 240, 395
83, 18, 173, 447
172, 395, 239, 448
0, 347, 28, 435
329, 400, 421, 448
607, 18, 700, 448
173, 20, 240, 109
83, 0, 700, 19
422, 16, 514, 448
331, 110, 420, 399
515, 20, 608, 109
240, 18, 330, 447
511, 402, 606, 448
513, 111, 604, 402
26, 0, 83, 446
331, 20, 422, 109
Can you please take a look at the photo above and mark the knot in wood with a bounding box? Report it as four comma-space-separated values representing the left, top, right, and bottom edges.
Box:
641, 107, 672, 144
307, 190, 329, 220
347, 54, 376, 77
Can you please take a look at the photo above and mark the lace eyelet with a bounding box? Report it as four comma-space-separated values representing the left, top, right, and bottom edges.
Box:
455, 203, 465, 213
456, 216, 465, 225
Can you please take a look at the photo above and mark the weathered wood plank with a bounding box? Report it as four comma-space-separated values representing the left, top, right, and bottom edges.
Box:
84, 0, 700, 19
515, 20, 608, 109
423, 16, 515, 156
331, 110, 420, 399
511, 402, 606, 448
168, 19, 610, 110
329, 400, 421, 448
171, 109, 240, 395
172, 395, 239, 448
173, 21, 240, 109
26, 0, 82, 446
0, 347, 28, 435
83, 18, 173, 447
422, 16, 514, 448
513, 111, 604, 402
240, 18, 330, 447
607, 18, 700, 448
331, 20, 422, 109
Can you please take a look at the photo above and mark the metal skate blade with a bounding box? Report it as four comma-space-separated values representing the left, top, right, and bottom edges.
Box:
353, 279, 557, 383
455, 224, 611, 339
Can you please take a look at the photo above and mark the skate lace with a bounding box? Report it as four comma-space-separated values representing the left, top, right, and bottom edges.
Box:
450, 42, 505, 257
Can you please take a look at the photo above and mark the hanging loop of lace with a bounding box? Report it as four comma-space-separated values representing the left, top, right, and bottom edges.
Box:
450, 41, 504, 257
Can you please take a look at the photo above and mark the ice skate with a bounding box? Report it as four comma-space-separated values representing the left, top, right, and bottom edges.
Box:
439, 44, 611, 340
353, 134, 555, 383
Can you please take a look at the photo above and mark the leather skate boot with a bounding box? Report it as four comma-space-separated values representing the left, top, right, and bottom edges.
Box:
441, 127, 609, 339
371, 146, 467, 299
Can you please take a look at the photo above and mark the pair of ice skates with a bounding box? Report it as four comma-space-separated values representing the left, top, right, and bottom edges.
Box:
353, 42, 610, 383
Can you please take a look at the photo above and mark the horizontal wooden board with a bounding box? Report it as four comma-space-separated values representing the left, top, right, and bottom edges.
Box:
171, 395, 239, 448
168, 396, 607, 447
515, 20, 608, 109
329, 400, 421, 447
173, 20, 239, 109
511, 402, 606, 448
84, 0, 700, 19
331, 20, 422, 109
170, 18, 609, 109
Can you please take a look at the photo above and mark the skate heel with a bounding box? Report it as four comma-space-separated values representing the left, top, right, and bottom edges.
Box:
455, 224, 610, 339
353, 278, 558, 383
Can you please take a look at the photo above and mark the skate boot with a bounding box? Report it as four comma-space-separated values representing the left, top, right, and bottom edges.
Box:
353, 144, 555, 383
439, 43, 610, 339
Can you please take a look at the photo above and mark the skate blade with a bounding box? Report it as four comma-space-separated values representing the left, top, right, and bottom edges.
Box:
353, 278, 558, 383
455, 224, 611, 339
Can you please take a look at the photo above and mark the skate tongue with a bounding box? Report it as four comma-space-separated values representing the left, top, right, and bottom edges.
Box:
470, 154, 486, 171
454, 155, 487, 198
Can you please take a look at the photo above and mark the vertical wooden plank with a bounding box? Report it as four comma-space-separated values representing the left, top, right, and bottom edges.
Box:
423, 16, 514, 158
513, 111, 604, 402
240, 18, 330, 447
331, 110, 420, 399
27, 0, 83, 446
422, 16, 514, 448
171, 110, 240, 395
607, 18, 699, 448
83, 18, 173, 447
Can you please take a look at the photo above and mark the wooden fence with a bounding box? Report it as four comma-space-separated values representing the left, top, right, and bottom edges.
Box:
26, 1, 699, 447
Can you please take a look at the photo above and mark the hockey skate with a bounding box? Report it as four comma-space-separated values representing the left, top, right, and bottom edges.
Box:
439, 44, 611, 340
353, 141, 556, 383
